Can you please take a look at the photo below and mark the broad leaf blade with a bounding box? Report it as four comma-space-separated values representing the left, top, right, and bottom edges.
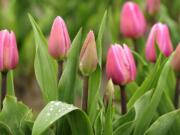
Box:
145, 110, 180, 135
88, 67, 102, 123
0, 96, 32, 135
28, 14, 58, 102
128, 54, 166, 108
97, 10, 107, 67
32, 101, 93, 135
58, 29, 82, 103
133, 56, 172, 135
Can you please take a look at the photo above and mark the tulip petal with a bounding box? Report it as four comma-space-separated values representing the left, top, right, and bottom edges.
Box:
123, 44, 136, 81
145, 25, 157, 62
156, 23, 173, 57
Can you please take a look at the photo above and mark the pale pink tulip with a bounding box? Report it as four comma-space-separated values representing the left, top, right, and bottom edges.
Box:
106, 44, 136, 85
145, 23, 173, 62
79, 30, 98, 76
120, 2, 146, 38
48, 16, 71, 60
146, 0, 160, 15
0, 30, 19, 72
171, 43, 180, 72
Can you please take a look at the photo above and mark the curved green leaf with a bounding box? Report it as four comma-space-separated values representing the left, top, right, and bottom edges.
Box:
133, 56, 173, 135
113, 121, 133, 135
113, 108, 135, 131
0, 122, 12, 135
97, 10, 107, 67
0, 96, 32, 135
128, 54, 166, 108
145, 110, 180, 135
58, 29, 82, 103
32, 101, 93, 135
28, 14, 58, 102
88, 67, 102, 123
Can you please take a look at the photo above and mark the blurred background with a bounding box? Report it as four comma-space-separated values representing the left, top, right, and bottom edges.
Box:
0, 0, 179, 112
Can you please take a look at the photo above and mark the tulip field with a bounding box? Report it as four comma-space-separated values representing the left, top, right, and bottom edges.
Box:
0, 0, 180, 134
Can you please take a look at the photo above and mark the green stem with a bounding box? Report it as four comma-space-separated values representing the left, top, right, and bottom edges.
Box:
82, 76, 89, 112
120, 85, 127, 114
1, 72, 7, 110
58, 61, 63, 81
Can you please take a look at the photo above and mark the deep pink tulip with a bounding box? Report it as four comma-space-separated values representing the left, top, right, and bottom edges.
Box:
79, 30, 98, 76
106, 44, 136, 85
145, 23, 173, 62
146, 0, 160, 15
48, 16, 71, 60
120, 2, 146, 38
0, 30, 19, 72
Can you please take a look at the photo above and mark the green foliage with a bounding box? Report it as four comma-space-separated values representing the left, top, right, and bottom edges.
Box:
58, 29, 82, 103
145, 109, 180, 135
1, 0, 180, 135
29, 14, 58, 102
87, 10, 107, 125
32, 101, 93, 135
0, 96, 32, 135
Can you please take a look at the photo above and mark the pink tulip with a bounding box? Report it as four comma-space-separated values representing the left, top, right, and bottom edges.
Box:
48, 16, 71, 60
106, 44, 136, 85
79, 30, 98, 76
146, 0, 160, 15
120, 2, 146, 38
171, 43, 180, 72
145, 23, 173, 62
0, 30, 19, 72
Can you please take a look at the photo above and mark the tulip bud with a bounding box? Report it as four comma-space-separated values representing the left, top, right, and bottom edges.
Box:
106, 44, 136, 85
146, 0, 160, 15
48, 16, 71, 60
0, 30, 19, 72
120, 2, 146, 38
171, 43, 180, 72
79, 31, 98, 76
145, 22, 173, 62
105, 79, 115, 98
104, 79, 115, 106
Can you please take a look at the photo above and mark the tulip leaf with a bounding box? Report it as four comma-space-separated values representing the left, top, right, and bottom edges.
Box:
97, 10, 107, 67
29, 14, 58, 102
103, 97, 113, 135
58, 29, 82, 103
32, 101, 93, 135
88, 66, 102, 124
94, 109, 104, 135
0, 122, 12, 134
113, 121, 134, 135
145, 109, 180, 135
113, 108, 135, 131
131, 50, 148, 67
128, 54, 166, 108
0, 96, 33, 135
133, 56, 173, 135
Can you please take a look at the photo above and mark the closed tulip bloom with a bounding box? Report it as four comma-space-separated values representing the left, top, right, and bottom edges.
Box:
171, 43, 180, 72
120, 2, 146, 38
0, 30, 19, 72
146, 0, 160, 15
106, 44, 136, 85
48, 16, 71, 60
79, 31, 98, 76
145, 23, 173, 62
